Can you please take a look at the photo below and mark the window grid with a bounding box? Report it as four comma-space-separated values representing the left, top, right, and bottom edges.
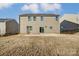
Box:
28, 16, 36, 21
33, 16, 36, 21
27, 26, 32, 31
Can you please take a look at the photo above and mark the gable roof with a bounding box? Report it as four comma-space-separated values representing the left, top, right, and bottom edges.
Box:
19, 14, 59, 17
59, 14, 79, 24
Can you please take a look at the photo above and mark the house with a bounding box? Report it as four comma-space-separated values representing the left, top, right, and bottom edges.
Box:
0, 18, 19, 35
19, 14, 60, 34
60, 14, 79, 32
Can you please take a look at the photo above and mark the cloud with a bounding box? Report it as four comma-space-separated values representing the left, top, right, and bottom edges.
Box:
21, 4, 29, 11
41, 3, 61, 11
53, 4, 61, 10
29, 4, 39, 11
21, 3, 62, 13
0, 3, 13, 9
21, 4, 39, 13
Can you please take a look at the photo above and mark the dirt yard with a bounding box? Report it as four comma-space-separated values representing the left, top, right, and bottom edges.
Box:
0, 34, 79, 56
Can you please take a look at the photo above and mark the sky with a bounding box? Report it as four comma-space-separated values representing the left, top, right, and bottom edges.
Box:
0, 3, 79, 22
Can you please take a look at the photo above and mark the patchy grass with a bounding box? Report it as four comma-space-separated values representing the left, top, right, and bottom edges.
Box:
0, 34, 79, 56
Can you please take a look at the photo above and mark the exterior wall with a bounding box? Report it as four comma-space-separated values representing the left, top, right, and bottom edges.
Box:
20, 16, 60, 34
6, 20, 19, 34
20, 16, 27, 33
20, 16, 42, 34
60, 20, 79, 31
44, 17, 60, 33
0, 22, 6, 35
26, 17, 40, 34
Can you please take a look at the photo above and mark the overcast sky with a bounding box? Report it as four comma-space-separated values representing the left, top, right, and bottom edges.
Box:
0, 3, 79, 22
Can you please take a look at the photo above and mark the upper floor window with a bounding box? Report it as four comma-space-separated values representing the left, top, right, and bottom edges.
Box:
41, 16, 44, 21
28, 16, 32, 21
28, 16, 36, 21
33, 16, 36, 21
28, 16, 33, 21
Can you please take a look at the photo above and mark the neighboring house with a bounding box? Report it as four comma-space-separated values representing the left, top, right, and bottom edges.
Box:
0, 19, 19, 35
19, 14, 60, 34
60, 14, 79, 31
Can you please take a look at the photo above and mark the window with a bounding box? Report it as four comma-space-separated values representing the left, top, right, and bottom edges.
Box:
40, 27, 44, 33
33, 16, 36, 21
49, 26, 52, 29
28, 16, 31, 21
28, 16, 33, 21
27, 26, 32, 31
41, 16, 43, 21
61, 26, 63, 29
28, 16, 36, 21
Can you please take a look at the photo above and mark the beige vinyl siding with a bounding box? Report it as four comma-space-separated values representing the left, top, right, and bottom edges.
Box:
20, 14, 60, 34
44, 17, 60, 33
27, 17, 40, 34
0, 22, 6, 35
20, 16, 27, 33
